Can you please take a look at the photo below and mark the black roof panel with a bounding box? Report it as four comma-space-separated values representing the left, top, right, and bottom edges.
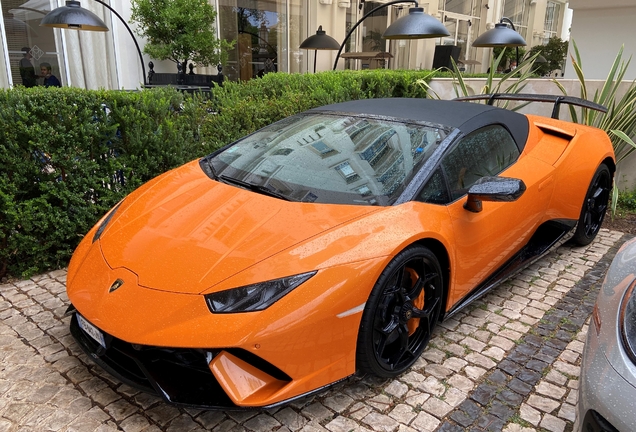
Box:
310, 98, 530, 151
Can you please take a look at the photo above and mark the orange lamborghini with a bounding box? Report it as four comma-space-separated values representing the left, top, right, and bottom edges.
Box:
66, 95, 614, 409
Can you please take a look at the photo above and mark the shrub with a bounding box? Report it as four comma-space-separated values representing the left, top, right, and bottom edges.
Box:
0, 86, 207, 277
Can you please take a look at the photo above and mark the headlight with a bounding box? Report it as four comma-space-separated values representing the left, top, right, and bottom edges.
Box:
92, 202, 122, 243
620, 279, 636, 365
204, 272, 316, 313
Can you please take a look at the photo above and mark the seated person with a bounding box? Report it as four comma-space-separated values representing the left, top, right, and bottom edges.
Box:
40, 63, 61, 88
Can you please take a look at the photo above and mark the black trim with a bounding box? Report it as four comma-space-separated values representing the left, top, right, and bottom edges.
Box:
454, 93, 608, 120
444, 219, 576, 319
581, 410, 619, 432
536, 124, 575, 140
394, 129, 461, 205
69, 314, 299, 409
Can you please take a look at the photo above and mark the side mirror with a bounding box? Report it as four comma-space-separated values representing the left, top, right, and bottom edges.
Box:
464, 176, 526, 213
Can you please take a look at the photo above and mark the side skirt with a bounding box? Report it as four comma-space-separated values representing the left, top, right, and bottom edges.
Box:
444, 219, 576, 319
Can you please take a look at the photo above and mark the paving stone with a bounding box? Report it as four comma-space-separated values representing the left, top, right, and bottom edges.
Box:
422, 348, 446, 363
323, 394, 355, 413
466, 352, 496, 369
196, 411, 226, 430
507, 378, 532, 395
410, 411, 440, 431
527, 394, 560, 413
464, 365, 487, 380
442, 357, 467, 372
436, 421, 464, 432
243, 414, 281, 432
519, 403, 542, 426
325, 416, 369, 432
418, 376, 445, 396
498, 360, 520, 376
384, 380, 408, 399
446, 374, 473, 393
388, 404, 417, 424
302, 403, 333, 422
119, 414, 149, 432
361, 411, 400, 432
404, 390, 430, 408
488, 400, 513, 421
540, 413, 566, 432
422, 397, 453, 418
461, 337, 486, 352
471, 383, 498, 406
487, 370, 508, 385
544, 370, 567, 386
535, 381, 567, 400
348, 402, 372, 421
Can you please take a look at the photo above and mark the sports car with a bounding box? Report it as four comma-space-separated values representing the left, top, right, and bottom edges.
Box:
66, 95, 614, 409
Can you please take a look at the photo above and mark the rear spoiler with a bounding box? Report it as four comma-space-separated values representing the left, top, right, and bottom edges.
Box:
454, 93, 608, 120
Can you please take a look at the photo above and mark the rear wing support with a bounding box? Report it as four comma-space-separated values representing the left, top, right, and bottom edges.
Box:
454, 94, 608, 120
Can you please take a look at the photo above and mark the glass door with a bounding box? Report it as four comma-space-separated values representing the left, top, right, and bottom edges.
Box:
439, 11, 479, 71
1, 0, 66, 86
217, 0, 307, 81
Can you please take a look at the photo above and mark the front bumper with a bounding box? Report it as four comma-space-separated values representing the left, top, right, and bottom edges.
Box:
70, 310, 345, 409
66, 244, 387, 408
578, 337, 631, 432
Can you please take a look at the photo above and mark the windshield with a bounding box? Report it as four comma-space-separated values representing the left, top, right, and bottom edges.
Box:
205, 113, 449, 206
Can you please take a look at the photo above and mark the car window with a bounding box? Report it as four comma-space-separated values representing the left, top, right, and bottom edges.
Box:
441, 125, 520, 201
206, 113, 449, 206
417, 168, 450, 204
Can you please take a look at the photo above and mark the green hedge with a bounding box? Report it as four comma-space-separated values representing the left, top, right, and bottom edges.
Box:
1, 69, 436, 278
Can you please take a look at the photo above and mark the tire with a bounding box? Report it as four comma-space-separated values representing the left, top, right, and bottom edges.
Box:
357, 245, 443, 377
571, 163, 611, 246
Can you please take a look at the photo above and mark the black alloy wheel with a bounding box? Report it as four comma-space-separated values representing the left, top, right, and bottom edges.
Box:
357, 246, 443, 377
572, 163, 611, 246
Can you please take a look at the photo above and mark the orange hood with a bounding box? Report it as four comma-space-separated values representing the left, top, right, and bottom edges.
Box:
99, 161, 378, 294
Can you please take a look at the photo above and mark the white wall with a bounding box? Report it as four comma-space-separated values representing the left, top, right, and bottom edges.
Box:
566, 0, 636, 80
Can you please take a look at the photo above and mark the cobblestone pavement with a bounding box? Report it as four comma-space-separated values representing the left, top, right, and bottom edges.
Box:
0, 229, 629, 432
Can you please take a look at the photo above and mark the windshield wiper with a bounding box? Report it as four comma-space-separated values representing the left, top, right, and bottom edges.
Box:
218, 175, 290, 201
201, 158, 218, 180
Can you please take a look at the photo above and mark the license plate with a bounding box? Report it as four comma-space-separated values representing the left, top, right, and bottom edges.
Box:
77, 313, 106, 349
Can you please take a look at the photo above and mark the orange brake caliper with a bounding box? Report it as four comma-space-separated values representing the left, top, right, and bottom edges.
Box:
406, 268, 424, 335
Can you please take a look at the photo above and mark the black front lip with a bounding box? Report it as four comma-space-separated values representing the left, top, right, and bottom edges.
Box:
69, 313, 240, 409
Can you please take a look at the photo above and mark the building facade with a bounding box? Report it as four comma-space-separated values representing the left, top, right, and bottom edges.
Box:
565, 0, 636, 80
0, 0, 570, 89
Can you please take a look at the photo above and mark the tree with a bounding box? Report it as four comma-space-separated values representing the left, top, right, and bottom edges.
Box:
528, 37, 568, 76
130, 0, 234, 72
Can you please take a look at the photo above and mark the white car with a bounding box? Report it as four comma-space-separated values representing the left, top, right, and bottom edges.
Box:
578, 236, 636, 431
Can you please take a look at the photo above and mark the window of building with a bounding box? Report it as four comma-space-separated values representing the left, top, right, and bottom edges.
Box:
437, 1, 480, 70
543, 1, 561, 42
503, 0, 529, 41
217, 0, 307, 81
335, 161, 360, 183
